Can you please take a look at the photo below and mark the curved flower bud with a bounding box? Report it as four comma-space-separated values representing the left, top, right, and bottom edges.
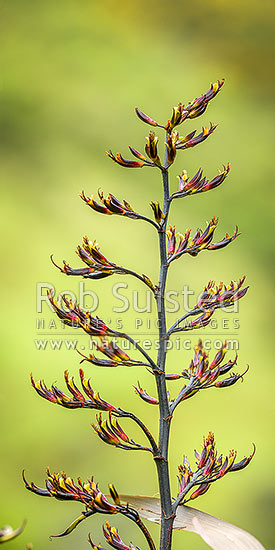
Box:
166, 80, 224, 132
176, 123, 217, 150
51, 255, 110, 280
177, 168, 202, 193
168, 277, 248, 340
135, 107, 161, 128
80, 191, 140, 220
185, 79, 225, 119
92, 413, 150, 452
167, 217, 239, 262
128, 147, 149, 162
150, 201, 165, 225
165, 372, 183, 380
171, 163, 231, 199
80, 191, 111, 215
168, 309, 214, 341
189, 309, 214, 330
230, 444, 256, 472
218, 450, 237, 477
48, 290, 112, 337
23, 469, 119, 514
167, 225, 176, 256
184, 216, 219, 253
30, 370, 118, 412
189, 483, 211, 500
133, 381, 159, 405
103, 521, 137, 550
81, 189, 158, 230
88, 536, 105, 550
145, 132, 162, 167
207, 227, 239, 251
219, 354, 238, 375
176, 432, 255, 505
171, 341, 247, 408
76, 238, 115, 269
166, 131, 178, 165
97, 338, 130, 361
175, 130, 196, 146
201, 162, 230, 192
177, 456, 192, 494
108, 484, 121, 506
137, 80, 224, 133
165, 103, 189, 132
78, 338, 150, 368
78, 352, 120, 368
107, 147, 155, 169
51, 261, 112, 281
52, 238, 155, 291
92, 413, 129, 447
196, 277, 249, 310
107, 151, 146, 168
214, 366, 249, 388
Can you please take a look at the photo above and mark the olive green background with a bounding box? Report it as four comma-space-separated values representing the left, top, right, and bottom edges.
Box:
1, 1, 274, 549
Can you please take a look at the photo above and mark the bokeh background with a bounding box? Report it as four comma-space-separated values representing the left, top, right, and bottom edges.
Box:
1, 1, 274, 549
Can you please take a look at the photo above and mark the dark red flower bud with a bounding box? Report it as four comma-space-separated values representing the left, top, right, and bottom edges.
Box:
31, 370, 118, 412
190, 309, 214, 329
214, 366, 249, 388
219, 354, 238, 375
145, 132, 162, 167
133, 381, 159, 405
107, 151, 146, 168
178, 457, 192, 493
166, 131, 178, 165
189, 482, 211, 500
218, 450, 237, 477
167, 217, 238, 262
92, 413, 131, 446
196, 277, 248, 311
23, 469, 118, 514
185, 79, 225, 119
128, 147, 149, 162
172, 163, 230, 199
202, 163, 230, 192
88, 536, 104, 550
166, 103, 189, 131
102, 521, 136, 550
92, 413, 150, 452
150, 201, 165, 225
176, 430, 254, 506
48, 289, 112, 337
165, 372, 183, 380
135, 107, 161, 128
92, 413, 121, 446
80, 191, 110, 214
80, 190, 140, 220
108, 484, 121, 506
230, 444, 256, 472
167, 225, 176, 255
176, 123, 217, 150
77, 338, 148, 368
209, 342, 227, 369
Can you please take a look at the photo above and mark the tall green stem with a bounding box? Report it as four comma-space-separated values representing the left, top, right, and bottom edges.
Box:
154, 154, 175, 550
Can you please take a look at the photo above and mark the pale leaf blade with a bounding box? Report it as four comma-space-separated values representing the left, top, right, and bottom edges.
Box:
120, 495, 265, 550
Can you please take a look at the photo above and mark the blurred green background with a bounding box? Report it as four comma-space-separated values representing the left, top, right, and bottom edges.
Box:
1, 1, 274, 549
